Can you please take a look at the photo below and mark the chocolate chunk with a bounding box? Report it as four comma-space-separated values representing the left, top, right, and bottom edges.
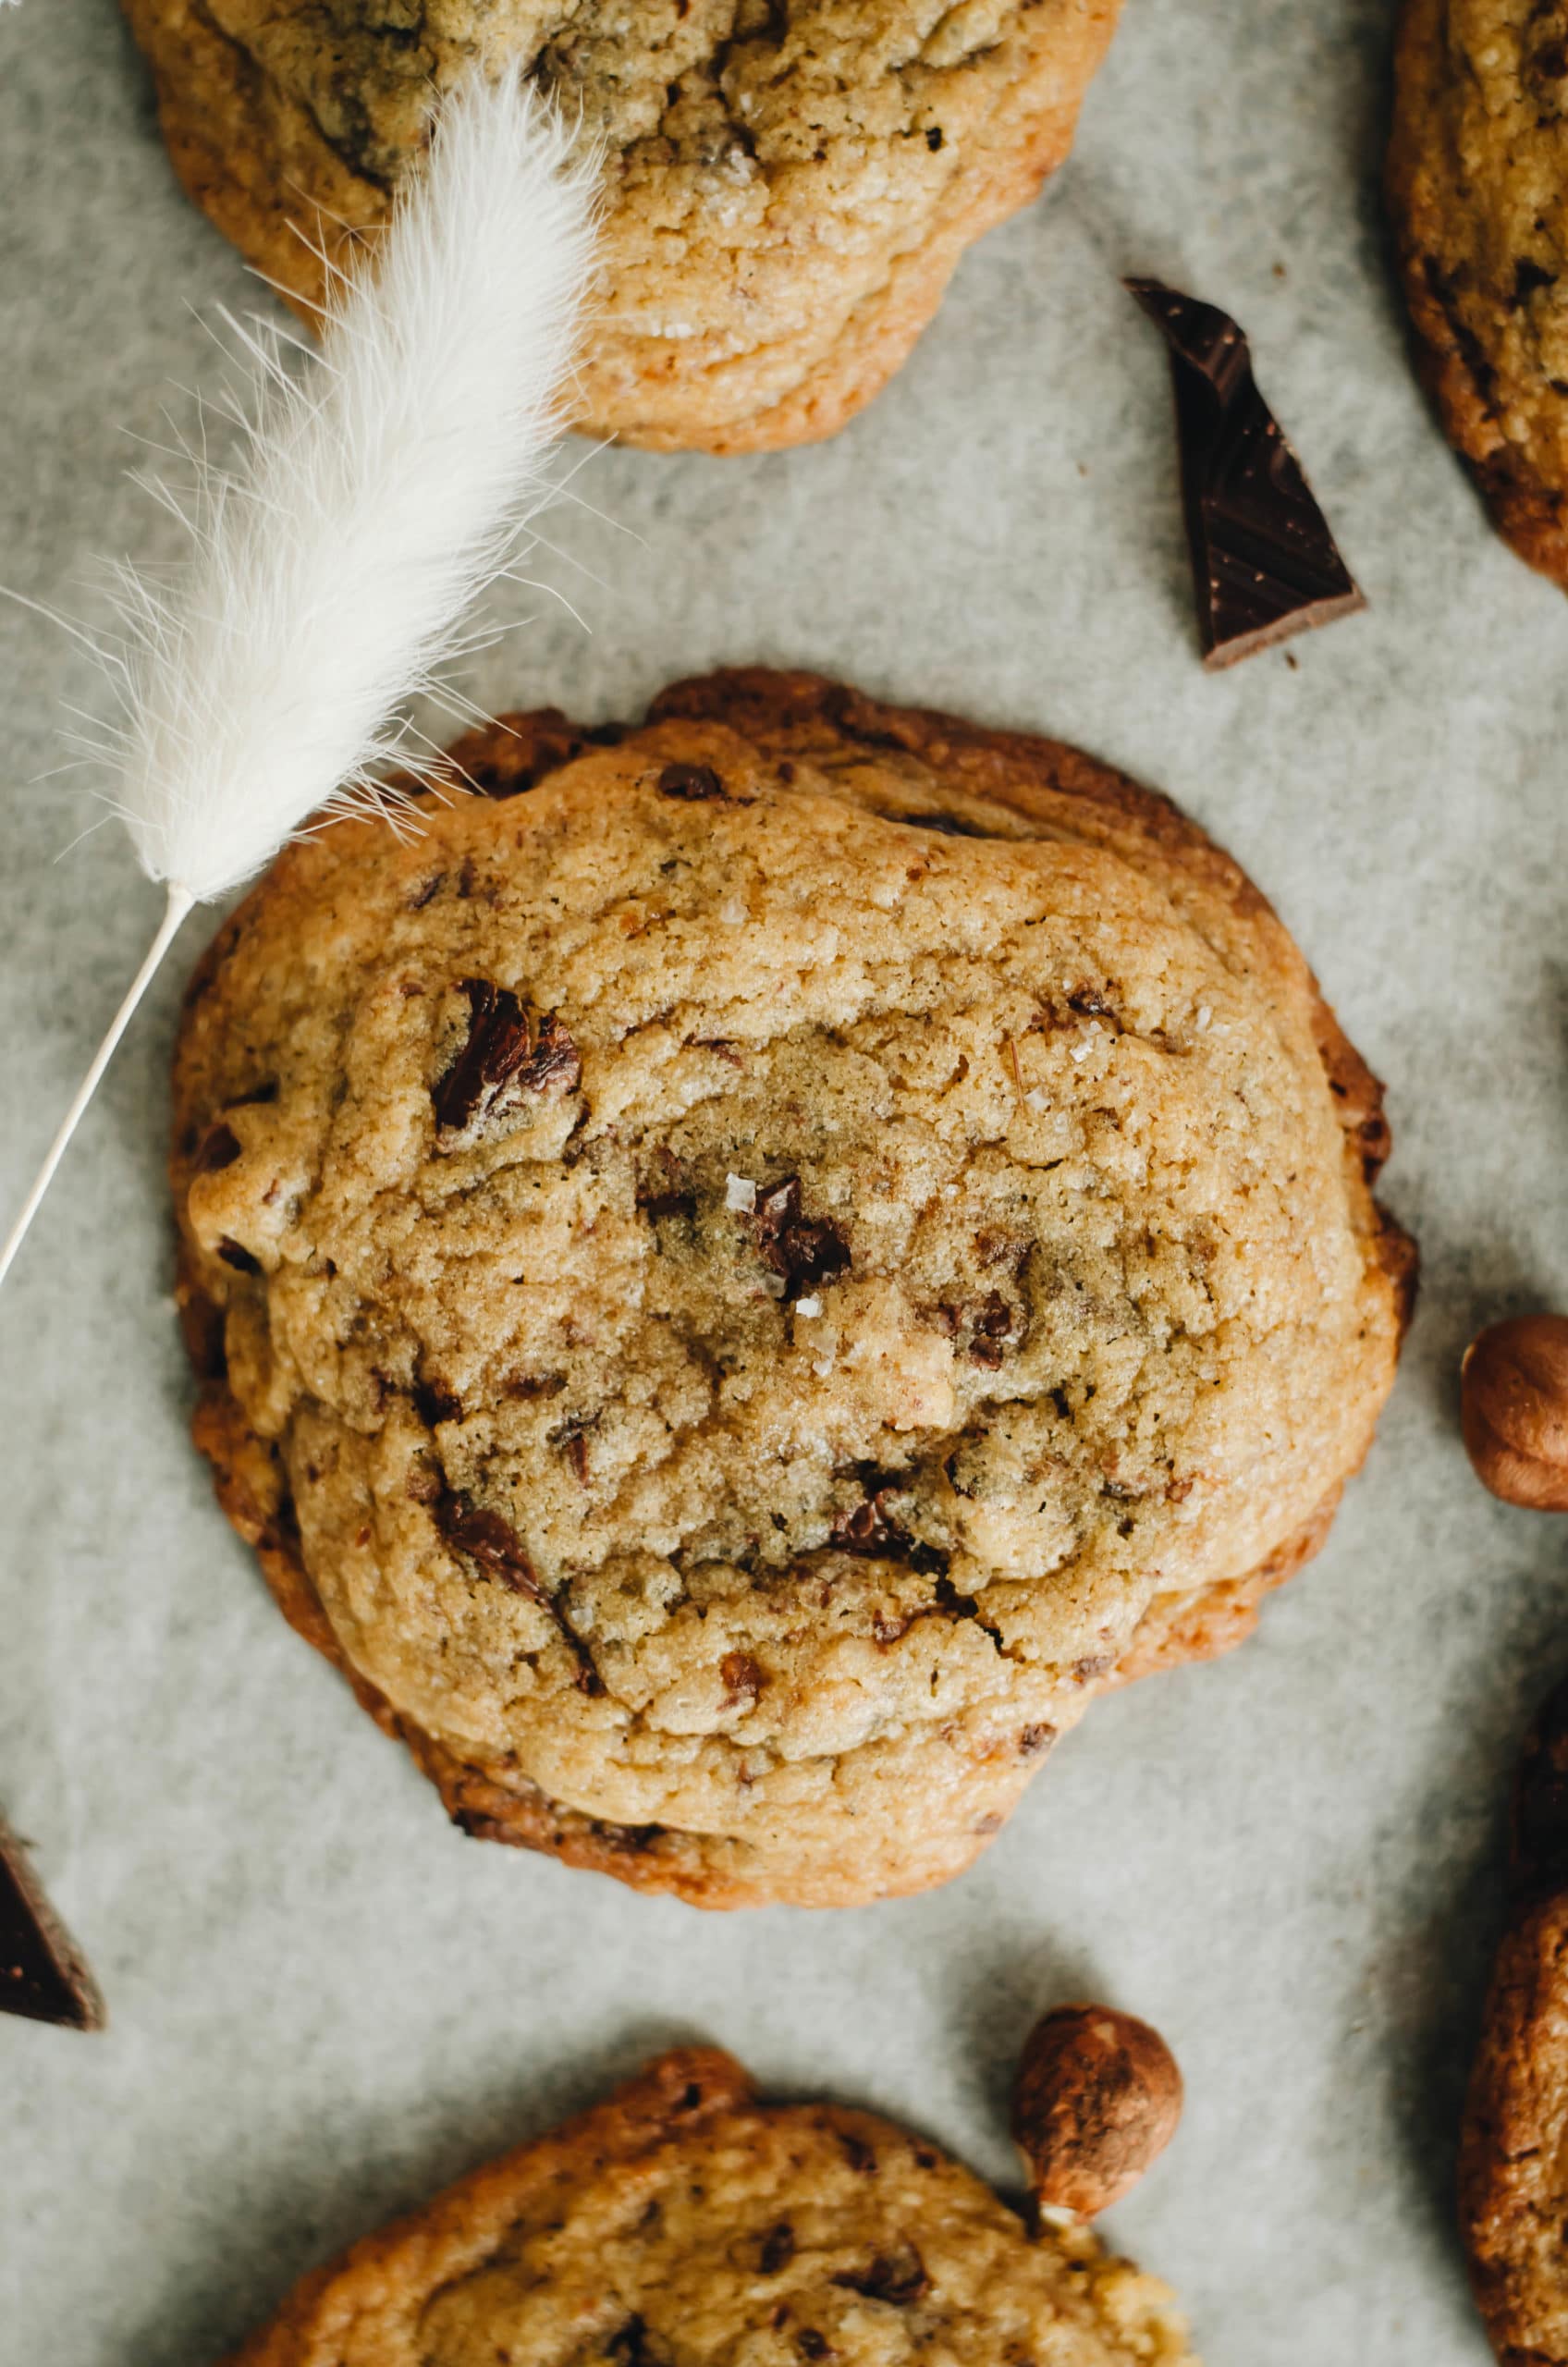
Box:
437, 1493, 531, 1588
759, 2221, 796, 2275
433, 981, 581, 1137
970, 1291, 1016, 1365
753, 1178, 851, 1297
719, 1650, 764, 1709
836, 2128, 876, 2174
887, 809, 998, 839
636, 1152, 697, 1225
1019, 1722, 1057, 1758
656, 761, 726, 801
797, 2336, 831, 2361
413, 1376, 462, 1427
834, 2247, 928, 2307
607, 2315, 663, 2367
1126, 278, 1365, 668
216, 1237, 262, 1275
0, 1814, 104, 2031
936, 1288, 1025, 1367
829, 1480, 950, 1578
436, 1491, 604, 1696
551, 1417, 592, 1485
974, 1229, 1028, 1269
194, 1122, 241, 1173
830, 1494, 915, 1558
639, 1188, 697, 1223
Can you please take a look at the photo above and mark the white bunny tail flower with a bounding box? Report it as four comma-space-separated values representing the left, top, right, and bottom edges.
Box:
0, 69, 598, 1287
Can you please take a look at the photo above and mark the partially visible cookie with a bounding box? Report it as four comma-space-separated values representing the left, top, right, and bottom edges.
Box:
1389, 0, 1568, 585
120, 0, 1123, 455
223, 2045, 1197, 2365
172, 669, 1412, 1910
1460, 1675, 1568, 2364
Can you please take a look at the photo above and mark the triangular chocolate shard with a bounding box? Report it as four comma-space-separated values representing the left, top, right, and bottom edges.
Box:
0, 1812, 104, 2031
1127, 278, 1366, 669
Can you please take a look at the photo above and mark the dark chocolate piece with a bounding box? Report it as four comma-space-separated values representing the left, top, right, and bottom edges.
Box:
435, 1490, 604, 1697
656, 762, 725, 801
1126, 278, 1366, 668
0, 1813, 104, 2031
830, 1492, 916, 1559
834, 2246, 929, 2307
758, 2222, 796, 2275
752, 1177, 851, 1297
433, 981, 581, 1137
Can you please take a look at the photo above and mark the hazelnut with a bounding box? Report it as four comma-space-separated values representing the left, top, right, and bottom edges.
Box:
1461, 1316, 1568, 1511
1012, 2004, 1182, 2220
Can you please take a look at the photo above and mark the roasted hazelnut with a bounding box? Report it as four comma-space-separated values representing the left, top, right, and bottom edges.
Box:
1461, 1316, 1568, 1512
1012, 2004, 1182, 2219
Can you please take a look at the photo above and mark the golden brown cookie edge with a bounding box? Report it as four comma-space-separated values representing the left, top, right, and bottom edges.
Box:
1459, 1679, 1568, 2366
221, 2045, 757, 2365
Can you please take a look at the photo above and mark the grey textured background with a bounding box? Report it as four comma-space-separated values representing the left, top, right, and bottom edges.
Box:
1, 2, 1562, 2361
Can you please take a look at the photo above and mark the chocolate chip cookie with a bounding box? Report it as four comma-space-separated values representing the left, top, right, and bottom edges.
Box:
221, 2045, 1197, 2365
1460, 1675, 1568, 2364
172, 669, 1413, 1909
1389, 0, 1568, 584
120, 0, 1123, 454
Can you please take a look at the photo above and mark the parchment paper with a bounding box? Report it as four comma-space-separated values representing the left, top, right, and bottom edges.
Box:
1, 4, 1560, 2361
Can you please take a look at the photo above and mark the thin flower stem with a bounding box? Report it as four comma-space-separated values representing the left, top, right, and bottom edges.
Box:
0, 883, 195, 1290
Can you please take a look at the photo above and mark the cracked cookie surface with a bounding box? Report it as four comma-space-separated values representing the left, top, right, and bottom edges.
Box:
173, 669, 1411, 1909
120, 0, 1122, 452
1390, 0, 1568, 583
224, 2045, 1198, 2366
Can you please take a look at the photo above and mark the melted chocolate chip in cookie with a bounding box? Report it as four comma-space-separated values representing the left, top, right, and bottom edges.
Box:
434, 983, 581, 1137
